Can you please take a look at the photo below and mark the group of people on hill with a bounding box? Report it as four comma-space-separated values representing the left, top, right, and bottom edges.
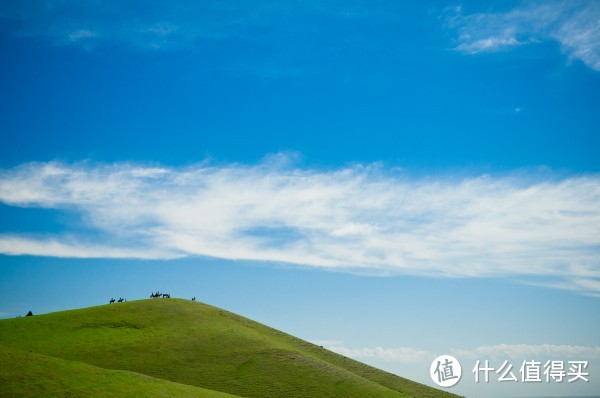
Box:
107, 294, 198, 304
150, 291, 170, 298
109, 298, 126, 304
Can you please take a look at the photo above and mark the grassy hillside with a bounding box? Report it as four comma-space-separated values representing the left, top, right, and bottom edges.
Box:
0, 299, 461, 398
0, 345, 240, 398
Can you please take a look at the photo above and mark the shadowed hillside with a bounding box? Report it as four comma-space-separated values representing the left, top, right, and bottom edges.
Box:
0, 345, 240, 397
0, 299, 461, 398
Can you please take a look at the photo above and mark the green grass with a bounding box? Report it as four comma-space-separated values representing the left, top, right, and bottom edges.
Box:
0, 299, 462, 398
0, 345, 240, 398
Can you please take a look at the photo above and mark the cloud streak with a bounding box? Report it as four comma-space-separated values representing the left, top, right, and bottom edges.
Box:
448, 1, 600, 71
1, 158, 599, 295
324, 345, 433, 364
0, 236, 179, 260
319, 342, 600, 363
0, 1, 372, 51
451, 344, 600, 360
0, 1, 270, 50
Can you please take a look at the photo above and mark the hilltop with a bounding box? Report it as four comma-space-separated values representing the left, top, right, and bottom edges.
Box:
0, 299, 461, 397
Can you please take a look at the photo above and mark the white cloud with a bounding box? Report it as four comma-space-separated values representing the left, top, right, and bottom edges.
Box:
448, 1, 600, 71
314, 340, 434, 363
327, 345, 433, 364
316, 342, 600, 364
1, 158, 599, 295
0, 236, 179, 260
67, 29, 96, 43
451, 344, 600, 360
327, 346, 435, 363
456, 37, 523, 54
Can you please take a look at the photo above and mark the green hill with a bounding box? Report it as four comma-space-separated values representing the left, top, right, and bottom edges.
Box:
0, 345, 240, 398
0, 299, 461, 398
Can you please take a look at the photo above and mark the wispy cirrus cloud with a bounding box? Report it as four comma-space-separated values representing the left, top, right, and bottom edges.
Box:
0, 0, 371, 51
0, 1, 263, 49
0, 236, 179, 260
447, 1, 600, 71
0, 157, 599, 295
0, 1, 239, 50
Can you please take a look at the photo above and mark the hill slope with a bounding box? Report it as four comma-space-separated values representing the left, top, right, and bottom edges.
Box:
0, 345, 241, 398
0, 299, 461, 398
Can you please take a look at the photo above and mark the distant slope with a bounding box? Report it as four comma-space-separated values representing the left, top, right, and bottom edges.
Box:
0, 299, 461, 398
0, 345, 241, 398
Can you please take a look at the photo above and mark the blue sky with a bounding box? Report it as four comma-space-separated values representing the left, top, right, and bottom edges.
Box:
0, 1, 599, 397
